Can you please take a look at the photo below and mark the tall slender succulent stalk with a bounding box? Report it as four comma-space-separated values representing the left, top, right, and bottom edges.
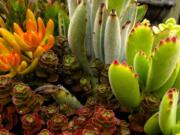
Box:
67, 0, 147, 66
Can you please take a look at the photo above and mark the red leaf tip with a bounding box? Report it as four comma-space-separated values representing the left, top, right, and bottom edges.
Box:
171, 36, 177, 42
113, 59, 119, 65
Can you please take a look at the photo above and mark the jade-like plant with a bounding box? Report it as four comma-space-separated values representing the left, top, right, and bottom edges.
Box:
108, 18, 180, 108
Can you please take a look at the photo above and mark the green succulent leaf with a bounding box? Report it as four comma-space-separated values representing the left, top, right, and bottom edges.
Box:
136, 4, 148, 22
159, 88, 179, 135
126, 23, 154, 65
104, 11, 121, 64
153, 62, 180, 98
108, 60, 141, 108
144, 112, 161, 135
133, 51, 149, 88
146, 37, 180, 91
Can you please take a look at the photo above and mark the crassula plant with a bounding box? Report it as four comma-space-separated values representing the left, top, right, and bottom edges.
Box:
108, 18, 180, 109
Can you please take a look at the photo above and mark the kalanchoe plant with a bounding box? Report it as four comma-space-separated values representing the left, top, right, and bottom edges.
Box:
108, 18, 180, 109
0, 8, 55, 78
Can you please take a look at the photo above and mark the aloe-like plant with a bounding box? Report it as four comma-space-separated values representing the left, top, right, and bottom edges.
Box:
109, 18, 180, 108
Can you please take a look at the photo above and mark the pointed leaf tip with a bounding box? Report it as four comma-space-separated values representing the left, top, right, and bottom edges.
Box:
113, 59, 119, 65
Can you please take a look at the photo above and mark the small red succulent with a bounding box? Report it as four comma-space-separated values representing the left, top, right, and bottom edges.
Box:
74, 129, 99, 135
1, 105, 18, 130
37, 129, 53, 135
0, 128, 12, 135
47, 114, 68, 134
21, 113, 44, 135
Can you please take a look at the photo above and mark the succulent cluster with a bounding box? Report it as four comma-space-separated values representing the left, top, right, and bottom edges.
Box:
0, 8, 55, 78
0, 0, 179, 134
67, 0, 147, 65
108, 18, 180, 110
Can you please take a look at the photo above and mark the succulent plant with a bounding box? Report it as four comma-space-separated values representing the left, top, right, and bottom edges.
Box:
67, 0, 147, 64
37, 129, 53, 135
0, 128, 12, 135
0, 8, 55, 77
1, 105, 18, 130
39, 104, 59, 120
21, 113, 44, 134
0, 76, 13, 107
144, 88, 180, 135
108, 18, 180, 109
12, 82, 44, 115
47, 114, 68, 134
35, 50, 59, 82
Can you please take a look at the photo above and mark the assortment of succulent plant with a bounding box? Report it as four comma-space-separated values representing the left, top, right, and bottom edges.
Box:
0, 0, 179, 134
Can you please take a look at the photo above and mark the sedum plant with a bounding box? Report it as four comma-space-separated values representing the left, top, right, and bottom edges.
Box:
0, 9, 55, 77
108, 18, 180, 108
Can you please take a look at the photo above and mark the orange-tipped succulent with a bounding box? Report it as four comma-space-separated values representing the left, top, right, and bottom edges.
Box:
13, 9, 55, 58
0, 37, 22, 77
0, 9, 55, 77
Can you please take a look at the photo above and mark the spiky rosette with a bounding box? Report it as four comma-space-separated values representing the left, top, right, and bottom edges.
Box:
0, 76, 13, 107
146, 36, 180, 91
47, 114, 68, 134
36, 50, 59, 82
21, 113, 44, 134
108, 60, 141, 108
159, 88, 179, 135
126, 22, 154, 65
12, 83, 44, 115
37, 129, 53, 135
